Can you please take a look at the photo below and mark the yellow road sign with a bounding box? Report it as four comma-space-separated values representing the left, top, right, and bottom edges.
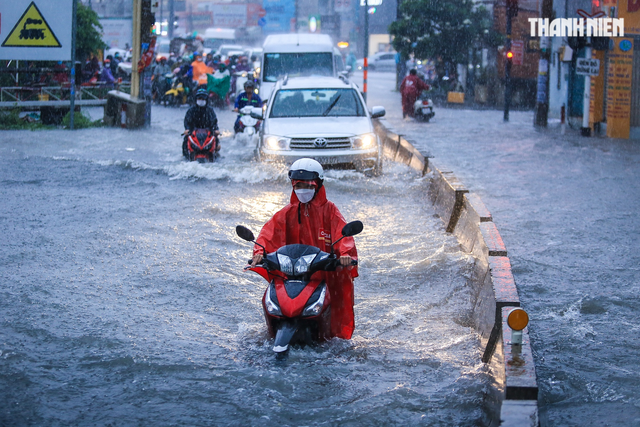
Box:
2, 1, 62, 48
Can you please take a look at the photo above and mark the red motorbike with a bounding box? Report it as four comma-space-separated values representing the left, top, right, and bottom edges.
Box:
236, 221, 362, 354
182, 129, 219, 162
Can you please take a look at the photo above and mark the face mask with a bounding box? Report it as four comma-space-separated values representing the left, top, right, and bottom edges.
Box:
295, 189, 315, 204
196, 99, 206, 107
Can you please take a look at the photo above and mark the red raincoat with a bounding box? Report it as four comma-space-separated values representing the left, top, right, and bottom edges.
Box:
400, 74, 430, 117
253, 185, 358, 339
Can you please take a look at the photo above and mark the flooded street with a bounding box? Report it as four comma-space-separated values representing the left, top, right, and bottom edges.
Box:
1, 103, 486, 424
364, 71, 640, 425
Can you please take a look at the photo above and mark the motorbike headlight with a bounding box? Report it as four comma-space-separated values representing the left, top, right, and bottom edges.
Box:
264, 135, 290, 151
294, 254, 317, 275
302, 285, 326, 317
277, 254, 293, 275
351, 133, 376, 150
265, 285, 282, 316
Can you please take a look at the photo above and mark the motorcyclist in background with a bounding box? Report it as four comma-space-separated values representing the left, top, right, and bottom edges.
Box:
183, 88, 220, 156
400, 68, 430, 119
233, 80, 262, 133
250, 159, 358, 339
152, 56, 172, 101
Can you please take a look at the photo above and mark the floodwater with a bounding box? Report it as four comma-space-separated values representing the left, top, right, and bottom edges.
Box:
1, 104, 488, 425
364, 71, 640, 425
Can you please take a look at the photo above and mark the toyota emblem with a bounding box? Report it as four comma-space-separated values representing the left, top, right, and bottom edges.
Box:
313, 137, 328, 148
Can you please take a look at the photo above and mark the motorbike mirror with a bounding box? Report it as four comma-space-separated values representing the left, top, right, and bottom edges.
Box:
341, 221, 363, 237
236, 225, 255, 242
370, 106, 386, 119
249, 107, 264, 120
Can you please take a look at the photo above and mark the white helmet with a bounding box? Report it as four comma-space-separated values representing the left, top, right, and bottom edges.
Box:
288, 158, 324, 183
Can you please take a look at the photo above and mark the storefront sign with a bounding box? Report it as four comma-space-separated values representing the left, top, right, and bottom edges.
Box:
606, 38, 634, 139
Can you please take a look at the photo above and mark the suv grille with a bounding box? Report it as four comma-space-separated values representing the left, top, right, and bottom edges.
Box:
289, 137, 351, 150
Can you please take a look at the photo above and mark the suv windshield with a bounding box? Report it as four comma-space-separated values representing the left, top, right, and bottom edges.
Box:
263, 53, 333, 83
270, 88, 366, 118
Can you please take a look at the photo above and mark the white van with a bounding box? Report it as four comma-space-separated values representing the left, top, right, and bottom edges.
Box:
202, 28, 236, 54
259, 34, 346, 101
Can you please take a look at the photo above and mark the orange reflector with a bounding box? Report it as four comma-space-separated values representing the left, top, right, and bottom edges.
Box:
507, 308, 529, 331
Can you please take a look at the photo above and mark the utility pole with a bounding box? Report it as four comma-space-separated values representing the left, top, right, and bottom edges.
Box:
168, 0, 175, 40
504, 0, 517, 122
363, 0, 369, 104
581, 39, 592, 136
69, 0, 78, 130
132, 0, 142, 99
534, 0, 553, 127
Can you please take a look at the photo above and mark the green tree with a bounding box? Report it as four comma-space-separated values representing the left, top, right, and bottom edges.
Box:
389, 0, 500, 76
76, 2, 106, 61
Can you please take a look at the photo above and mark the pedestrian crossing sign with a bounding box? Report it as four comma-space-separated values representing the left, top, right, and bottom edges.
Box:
1, 1, 62, 48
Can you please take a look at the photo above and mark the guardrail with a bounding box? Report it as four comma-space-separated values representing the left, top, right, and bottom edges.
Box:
0, 83, 131, 106
374, 118, 539, 427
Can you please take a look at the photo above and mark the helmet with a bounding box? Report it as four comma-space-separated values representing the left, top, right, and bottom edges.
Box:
244, 80, 256, 89
289, 158, 324, 184
159, 56, 167, 62
195, 88, 208, 100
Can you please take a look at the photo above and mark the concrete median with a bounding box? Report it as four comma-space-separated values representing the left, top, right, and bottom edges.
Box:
374, 118, 539, 426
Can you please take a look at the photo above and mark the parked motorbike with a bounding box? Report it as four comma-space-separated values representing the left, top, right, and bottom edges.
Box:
182, 129, 219, 162
413, 91, 435, 122
236, 220, 363, 354
235, 105, 261, 139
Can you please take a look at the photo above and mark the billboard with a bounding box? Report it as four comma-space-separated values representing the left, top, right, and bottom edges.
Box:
212, 4, 246, 27
0, 0, 73, 60
100, 18, 132, 50
262, 0, 295, 34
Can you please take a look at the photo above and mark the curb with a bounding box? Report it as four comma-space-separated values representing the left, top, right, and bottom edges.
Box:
374, 118, 539, 427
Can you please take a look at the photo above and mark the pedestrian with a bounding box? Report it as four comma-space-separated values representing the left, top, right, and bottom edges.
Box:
250, 158, 358, 339
400, 68, 430, 119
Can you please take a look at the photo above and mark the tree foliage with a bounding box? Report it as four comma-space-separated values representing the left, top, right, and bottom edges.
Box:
76, 2, 106, 60
389, 0, 501, 68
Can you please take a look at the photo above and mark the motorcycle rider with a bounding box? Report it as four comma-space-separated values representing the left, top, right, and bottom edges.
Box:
190, 52, 213, 88
183, 88, 220, 156
153, 56, 172, 102
400, 68, 430, 119
250, 159, 358, 339
233, 80, 262, 134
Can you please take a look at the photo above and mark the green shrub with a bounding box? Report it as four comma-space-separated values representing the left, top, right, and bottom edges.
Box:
62, 110, 103, 129
0, 108, 49, 130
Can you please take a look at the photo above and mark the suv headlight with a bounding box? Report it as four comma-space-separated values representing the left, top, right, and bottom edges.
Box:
351, 133, 376, 150
264, 135, 290, 150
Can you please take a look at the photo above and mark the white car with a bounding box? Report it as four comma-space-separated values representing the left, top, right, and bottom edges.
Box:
216, 44, 244, 61
251, 76, 385, 175
356, 52, 397, 71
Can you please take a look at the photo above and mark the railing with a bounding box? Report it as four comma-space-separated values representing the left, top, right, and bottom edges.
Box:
0, 83, 131, 103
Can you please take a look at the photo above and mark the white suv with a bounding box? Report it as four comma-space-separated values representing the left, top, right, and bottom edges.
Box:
251, 76, 386, 175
